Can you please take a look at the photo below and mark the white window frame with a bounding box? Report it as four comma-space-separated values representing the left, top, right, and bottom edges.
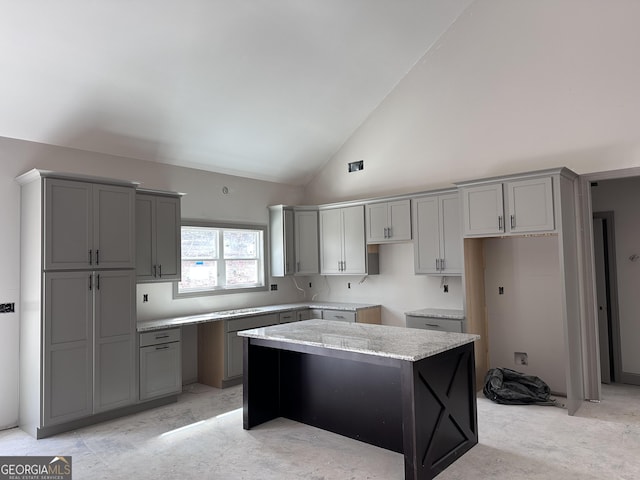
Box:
174, 220, 267, 298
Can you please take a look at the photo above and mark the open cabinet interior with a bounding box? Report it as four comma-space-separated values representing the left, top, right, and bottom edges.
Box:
464, 236, 567, 395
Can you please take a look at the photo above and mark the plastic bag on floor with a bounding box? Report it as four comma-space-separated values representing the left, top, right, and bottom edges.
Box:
483, 367, 556, 406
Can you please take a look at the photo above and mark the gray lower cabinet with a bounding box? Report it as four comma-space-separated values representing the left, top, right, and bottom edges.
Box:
405, 315, 463, 333
42, 269, 137, 429
226, 314, 279, 379
139, 329, 182, 400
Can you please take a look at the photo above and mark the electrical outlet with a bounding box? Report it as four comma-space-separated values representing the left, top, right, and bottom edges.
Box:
143, 294, 148, 303
270, 284, 278, 291
309, 282, 312, 288
0, 303, 15, 313
499, 286, 504, 295
443, 284, 449, 293
348, 282, 351, 289
514, 352, 528, 366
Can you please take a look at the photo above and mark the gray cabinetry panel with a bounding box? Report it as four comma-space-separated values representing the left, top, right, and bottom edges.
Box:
136, 193, 181, 282
44, 271, 93, 426
140, 339, 181, 401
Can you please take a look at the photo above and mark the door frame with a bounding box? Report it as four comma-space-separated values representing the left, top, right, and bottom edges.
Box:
577, 166, 640, 400
592, 212, 623, 383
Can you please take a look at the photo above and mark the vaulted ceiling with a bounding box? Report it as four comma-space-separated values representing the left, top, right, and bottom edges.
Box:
0, 1, 474, 185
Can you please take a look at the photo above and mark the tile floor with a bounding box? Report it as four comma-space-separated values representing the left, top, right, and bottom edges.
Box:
1, 382, 640, 479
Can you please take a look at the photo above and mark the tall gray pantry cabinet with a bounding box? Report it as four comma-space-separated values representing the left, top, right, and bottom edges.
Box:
17, 170, 137, 438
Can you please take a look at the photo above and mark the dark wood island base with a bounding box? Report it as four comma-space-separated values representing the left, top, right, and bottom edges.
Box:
241, 321, 478, 480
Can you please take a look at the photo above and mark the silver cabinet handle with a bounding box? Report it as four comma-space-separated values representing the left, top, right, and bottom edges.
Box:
89, 250, 93, 266
435, 258, 439, 270
96, 249, 100, 265
498, 215, 503, 230
388, 226, 392, 238
440, 258, 445, 271
155, 345, 170, 351
155, 334, 170, 339
425, 323, 441, 328
89, 274, 92, 291
158, 264, 162, 277
96, 274, 100, 290
510, 215, 515, 229
153, 265, 157, 277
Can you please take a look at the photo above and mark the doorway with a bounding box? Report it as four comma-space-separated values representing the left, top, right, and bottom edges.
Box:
592, 212, 622, 384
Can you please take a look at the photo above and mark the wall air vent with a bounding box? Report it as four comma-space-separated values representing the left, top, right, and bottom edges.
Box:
348, 160, 364, 173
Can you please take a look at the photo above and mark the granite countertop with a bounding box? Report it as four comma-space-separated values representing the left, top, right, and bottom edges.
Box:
238, 319, 479, 362
137, 301, 381, 332
404, 308, 465, 320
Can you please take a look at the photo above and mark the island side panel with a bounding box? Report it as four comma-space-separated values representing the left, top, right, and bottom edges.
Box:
243, 338, 280, 429
278, 348, 404, 453
401, 342, 478, 480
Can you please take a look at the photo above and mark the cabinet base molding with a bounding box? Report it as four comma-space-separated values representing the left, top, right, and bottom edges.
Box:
33, 395, 178, 439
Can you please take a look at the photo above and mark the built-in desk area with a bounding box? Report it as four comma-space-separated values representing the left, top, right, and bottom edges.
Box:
240, 320, 480, 480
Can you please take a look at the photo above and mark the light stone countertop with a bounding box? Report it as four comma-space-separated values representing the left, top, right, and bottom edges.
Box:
238, 319, 479, 362
404, 308, 465, 320
136, 301, 381, 332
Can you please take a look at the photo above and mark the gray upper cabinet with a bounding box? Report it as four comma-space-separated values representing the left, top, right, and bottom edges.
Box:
44, 178, 135, 270
136, 192, 181, 282
319, 206, 367, 275
366, 199, 411, 243
268, 206, 296, 276
269, 206, 319, 277
460, 175, 554, 237
505, 177, 555, 234
294, 209, 319, 275
413, 192, 462, 275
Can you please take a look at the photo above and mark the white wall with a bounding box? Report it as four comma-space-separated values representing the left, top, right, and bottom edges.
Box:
483, 236, 566, 394
305, 0, 640, 204
0, 136, 305, 428
591, 177, 640, 377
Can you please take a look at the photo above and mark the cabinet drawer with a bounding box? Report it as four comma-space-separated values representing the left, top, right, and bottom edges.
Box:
139, 328, 181, 347
279, 311, 298, 324
226, 313, 278, 332
323, 310, 356, 322
405, 316, 463, 333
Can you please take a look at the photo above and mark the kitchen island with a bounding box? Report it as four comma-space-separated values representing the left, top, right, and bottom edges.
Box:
239, 320, 480, 480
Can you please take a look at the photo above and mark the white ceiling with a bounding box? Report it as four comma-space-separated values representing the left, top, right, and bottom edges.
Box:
0, 1, 473, 185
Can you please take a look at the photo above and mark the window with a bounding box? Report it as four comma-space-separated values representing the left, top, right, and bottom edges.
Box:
175, 222, 266, 297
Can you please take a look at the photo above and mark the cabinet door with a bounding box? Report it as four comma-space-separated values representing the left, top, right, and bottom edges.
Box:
155, 196, 181, 280
44, 179, 92, 270
140, 342, 182, 400
319, 208, 343, 274
341, 206, 366, 274
366, 203, 389, 243
294, 210, 319, 275
439, 194, 462, 275
226, 332, 244, 378
461, 184, 504, 236
135, 195, 155, 279
388, 200, 412, 241
94, 270, 136, 412
413, 196, 441, 274
506, 177, 554, 233
43, 271, 93, 426
93, 184, 135, 269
